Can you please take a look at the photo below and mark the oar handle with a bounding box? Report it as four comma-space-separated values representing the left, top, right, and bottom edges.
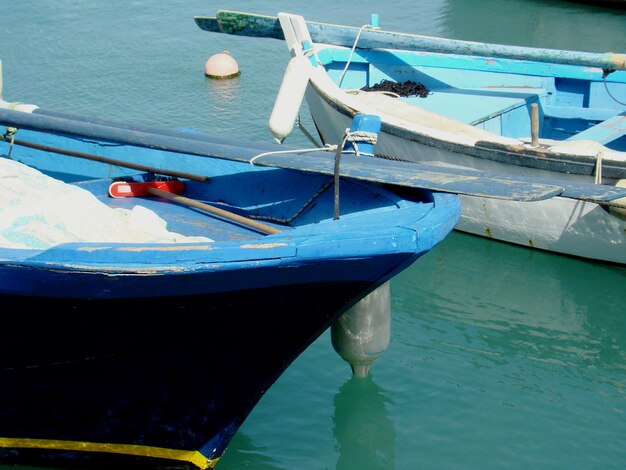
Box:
147, 188, 283, 235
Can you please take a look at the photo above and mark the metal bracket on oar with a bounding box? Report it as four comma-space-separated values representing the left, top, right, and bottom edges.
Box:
109, 180, 283, 235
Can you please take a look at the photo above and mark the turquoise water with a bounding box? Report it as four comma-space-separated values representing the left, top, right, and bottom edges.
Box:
2, 1, 626, 469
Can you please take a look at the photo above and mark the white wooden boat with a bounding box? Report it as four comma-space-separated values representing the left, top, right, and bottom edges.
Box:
195, 10, 626, 265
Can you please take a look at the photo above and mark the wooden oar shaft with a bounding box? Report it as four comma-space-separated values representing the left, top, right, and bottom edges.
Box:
147, 188, 283, 235
11, 138, 209, 182
196, 11, 626, 71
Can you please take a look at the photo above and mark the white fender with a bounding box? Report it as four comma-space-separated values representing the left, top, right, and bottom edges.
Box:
269, 54, 312, 144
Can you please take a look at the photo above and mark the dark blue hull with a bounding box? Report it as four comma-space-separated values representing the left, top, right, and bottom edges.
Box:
0, 278, 380, 469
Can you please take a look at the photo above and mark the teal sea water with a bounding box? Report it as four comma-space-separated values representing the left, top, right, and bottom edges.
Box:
2, 1, 625, 469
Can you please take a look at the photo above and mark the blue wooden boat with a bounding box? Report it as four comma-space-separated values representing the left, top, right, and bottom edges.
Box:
0, 97, 462, 469
195, 11, 626, 265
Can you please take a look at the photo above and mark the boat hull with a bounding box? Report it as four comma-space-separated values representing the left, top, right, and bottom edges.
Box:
0, 194, 439, 468
0, 274, 394, 469
305, 83, 626, 264
0, 105, 461, 468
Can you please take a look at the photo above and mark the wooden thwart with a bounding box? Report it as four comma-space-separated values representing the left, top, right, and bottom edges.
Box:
568, 110, 626, 145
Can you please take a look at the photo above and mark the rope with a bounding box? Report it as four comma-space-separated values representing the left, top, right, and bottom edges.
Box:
250, 180, 333, 225
344, 129, 378, 156
249, 126, 377, 220
345, 130, 378, 144
249, 145, 337, 165
250, 128, 366, 220
603, 76, 626, 106
336, 24, 380, 87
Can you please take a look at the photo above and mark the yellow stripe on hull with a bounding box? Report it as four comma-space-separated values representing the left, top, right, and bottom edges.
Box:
0, 437, 218, 469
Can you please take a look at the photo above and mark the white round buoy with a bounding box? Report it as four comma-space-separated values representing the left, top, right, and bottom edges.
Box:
204, 51, 240, 79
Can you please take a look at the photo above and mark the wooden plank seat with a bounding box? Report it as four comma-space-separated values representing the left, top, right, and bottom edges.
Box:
567, 110, 626, 145
399, 87, 547, 125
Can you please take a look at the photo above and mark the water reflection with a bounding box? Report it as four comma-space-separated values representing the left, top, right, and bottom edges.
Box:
393, 232, 626, 371
333, 376, 395, 470
204, 75, 242, 103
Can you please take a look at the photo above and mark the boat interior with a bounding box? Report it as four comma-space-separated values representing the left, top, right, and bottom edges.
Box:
317, 47, 626, 152
0, 136, 434, 249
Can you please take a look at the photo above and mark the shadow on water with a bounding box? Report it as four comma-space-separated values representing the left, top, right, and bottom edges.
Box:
333, 375, 395, 470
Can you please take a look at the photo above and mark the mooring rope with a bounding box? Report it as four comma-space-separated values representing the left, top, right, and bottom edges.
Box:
343, 129, 378, 157
249, 128, 376, 222
295, 114, 323, 147
334, 127, 376, 219
249, 144, 337, 165
336, 23, 380, 87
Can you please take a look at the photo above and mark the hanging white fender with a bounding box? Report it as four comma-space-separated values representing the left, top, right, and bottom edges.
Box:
268, 53, 313, 144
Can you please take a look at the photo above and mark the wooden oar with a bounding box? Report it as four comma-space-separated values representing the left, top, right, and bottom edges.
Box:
8, 137, 209, 182
147, 188, 283, 235
0, 106, 582, 201
195, 10, 626, 72
110, 181, 283, 235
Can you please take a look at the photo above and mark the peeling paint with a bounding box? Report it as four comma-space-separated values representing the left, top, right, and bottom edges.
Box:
76, 247, 112, 252
240, 243, 289, 249
115, 245, 215, 253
